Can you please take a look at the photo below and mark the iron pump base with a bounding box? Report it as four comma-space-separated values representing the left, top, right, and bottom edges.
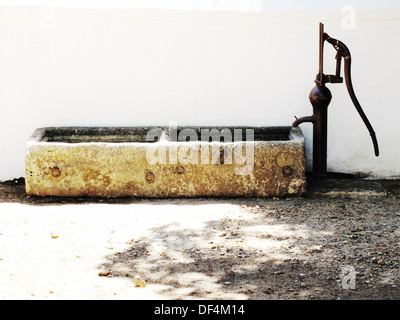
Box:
293, 23, 379, 179
305, 84, 332, 179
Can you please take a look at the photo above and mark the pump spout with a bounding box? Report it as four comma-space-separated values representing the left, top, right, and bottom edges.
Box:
292, 115, 316, 127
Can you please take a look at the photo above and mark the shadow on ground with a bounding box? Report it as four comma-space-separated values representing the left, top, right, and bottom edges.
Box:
1, 178, 400, 299
99, 198, 400, 300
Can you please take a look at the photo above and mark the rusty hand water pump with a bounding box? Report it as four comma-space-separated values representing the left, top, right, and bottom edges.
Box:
293, 23, 379, 178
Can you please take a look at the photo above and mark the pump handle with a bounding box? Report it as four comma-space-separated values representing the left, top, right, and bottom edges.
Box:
324, 32, 379, 156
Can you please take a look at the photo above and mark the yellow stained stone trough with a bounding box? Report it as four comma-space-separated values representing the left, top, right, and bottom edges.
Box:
25, 126, 306, 197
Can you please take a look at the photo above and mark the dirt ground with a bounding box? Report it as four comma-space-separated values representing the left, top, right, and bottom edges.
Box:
0, 177, 399, 300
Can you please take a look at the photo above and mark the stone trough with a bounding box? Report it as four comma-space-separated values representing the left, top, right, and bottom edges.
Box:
25, 126, 306, 197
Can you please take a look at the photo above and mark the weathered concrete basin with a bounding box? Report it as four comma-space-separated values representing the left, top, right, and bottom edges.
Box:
25, 126, 306, 197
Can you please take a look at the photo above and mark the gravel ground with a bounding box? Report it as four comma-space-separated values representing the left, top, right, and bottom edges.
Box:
0, 178, 399, 300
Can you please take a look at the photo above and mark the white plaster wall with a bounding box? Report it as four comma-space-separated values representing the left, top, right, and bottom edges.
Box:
0, 1, 399, 180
